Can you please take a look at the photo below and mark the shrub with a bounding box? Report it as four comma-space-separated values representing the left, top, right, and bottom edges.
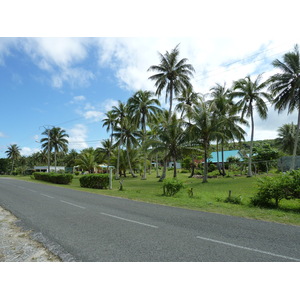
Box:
224, 195, 242, 205
33, 172, 73, 184
79, 174, 109, 189
163, 179, 184, 196
250, 170, 300, 208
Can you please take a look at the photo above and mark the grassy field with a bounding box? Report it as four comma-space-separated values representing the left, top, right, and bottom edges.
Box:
3, 170, 300, 226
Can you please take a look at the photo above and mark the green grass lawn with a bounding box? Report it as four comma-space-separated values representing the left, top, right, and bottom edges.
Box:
3, 170, 300, 226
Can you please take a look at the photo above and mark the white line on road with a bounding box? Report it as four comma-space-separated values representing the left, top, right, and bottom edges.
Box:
26, 189, 37, 193
101, 212, 158, 228
60, 200, 86, 209
40, 194, 55, 199
196, 236, 300, 262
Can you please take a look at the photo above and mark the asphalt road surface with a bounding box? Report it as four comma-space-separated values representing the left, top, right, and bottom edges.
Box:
0, 177, 299, 262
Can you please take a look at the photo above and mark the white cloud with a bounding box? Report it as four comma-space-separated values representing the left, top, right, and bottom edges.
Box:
0, 132, 5, 138
83, 110, 104, 123
67, 124, 88, 150
20, 147, 40, 157
104, 99, 119, 112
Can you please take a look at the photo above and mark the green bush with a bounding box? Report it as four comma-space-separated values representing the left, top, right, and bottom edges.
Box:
79, 174, 109, 189
163, 179, 184, 196
250, 170, 300, 208
33, 172, 73, 184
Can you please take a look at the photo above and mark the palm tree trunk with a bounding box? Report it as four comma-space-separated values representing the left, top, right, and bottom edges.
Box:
248, 106, 254, 177
156, 153, 160, 178
291, 109, 300, 170
115, 146, 120, 180
221, 142, 226, 176
203, 142, 208, 183
11, 160, 15, 175
126, 147, 137, 177
173, 158, 177, 178
142, 128, 147, 180
169, 82, 173, 118
54, 151, 57, 173
159, 158, 167, 182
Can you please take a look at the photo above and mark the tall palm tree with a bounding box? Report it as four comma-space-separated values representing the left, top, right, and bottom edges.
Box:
232, 74, 271, 177
102, 111, 117, 167
148, 44, 195, 117
128, 90, 161, 179
40, 127, 69, 172
268, 44, 300, 170
111, 101, 128, 179
187, 100, 218, 183
5, 144, 21, 174
98, 139, 115, 163
275, 123, 299, 155
209, 83, 247, 175
113, 117, 140, 178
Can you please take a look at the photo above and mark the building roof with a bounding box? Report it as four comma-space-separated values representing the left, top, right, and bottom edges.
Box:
208, 150, 244, 163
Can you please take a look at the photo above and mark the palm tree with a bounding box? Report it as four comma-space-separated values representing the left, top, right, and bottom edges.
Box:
268, 45, 300, 170
148, 110, 193, 180
40, 127, 69, 172
148, 44, 195, 117
209, 83, 247, 175
113, 117, 141, 178
186, 100, 218, 183
275, 123, 299, 155
128, 90, 161, 179
5, 144, 21, 174
102, 111, 117, 167
175, 86, 199, 119
111, 101, 128, 179
75, 148, 97, 173
98, 139, 115, 163
232, 74, 271, 177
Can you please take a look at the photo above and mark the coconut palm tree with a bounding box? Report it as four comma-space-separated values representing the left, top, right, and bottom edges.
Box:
111, 101, 128, 179
268, 44, 300, 170
5, 144, 21, 174
128, 90, 161, 179
75, 148, 97, 173
148, 44, 195, 117
186, 100, 218, 183
40, 127, 69, 172
148, 110, 194, 180
113, 117, 141, 178
275, 123, 299, 155
232, 74, 271, 177
98, 139, 115, 163
102, 111, 117, 167
175, 86, 199, 119
209, 83, 247, 175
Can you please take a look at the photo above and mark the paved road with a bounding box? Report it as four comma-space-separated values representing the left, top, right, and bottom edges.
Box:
0, 177, 299, 262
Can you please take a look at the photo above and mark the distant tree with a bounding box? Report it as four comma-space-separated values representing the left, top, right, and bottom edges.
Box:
232, 74, 271, 177
75, 148, 97, 173
0, 158, 9, 174
268, 45, 300, 170
148, 44, 195, 117
275, 123, 300, 155
40, 127, 69, 172
5, 144, 21, 174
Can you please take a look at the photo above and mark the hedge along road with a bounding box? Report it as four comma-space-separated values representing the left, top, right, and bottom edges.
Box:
0, 177, 300, 262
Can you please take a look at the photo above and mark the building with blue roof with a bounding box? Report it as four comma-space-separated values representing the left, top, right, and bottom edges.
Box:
207, 150, 244, 164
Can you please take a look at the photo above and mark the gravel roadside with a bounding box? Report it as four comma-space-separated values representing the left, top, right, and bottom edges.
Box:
0, 206, 61, 262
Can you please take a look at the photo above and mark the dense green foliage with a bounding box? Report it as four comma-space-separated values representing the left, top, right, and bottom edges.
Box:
251, 170, 300, 207
162, 178, 184, 196
33, 172, 73, 184
79, 174, 109, 189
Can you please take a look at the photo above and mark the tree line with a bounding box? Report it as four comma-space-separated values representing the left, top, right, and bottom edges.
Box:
3, 44, 300, 182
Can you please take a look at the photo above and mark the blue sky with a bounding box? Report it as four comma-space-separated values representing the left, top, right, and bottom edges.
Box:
1, 1, 300, 158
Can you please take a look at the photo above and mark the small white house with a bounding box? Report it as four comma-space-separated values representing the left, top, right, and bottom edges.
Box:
34, 166, 65, 173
